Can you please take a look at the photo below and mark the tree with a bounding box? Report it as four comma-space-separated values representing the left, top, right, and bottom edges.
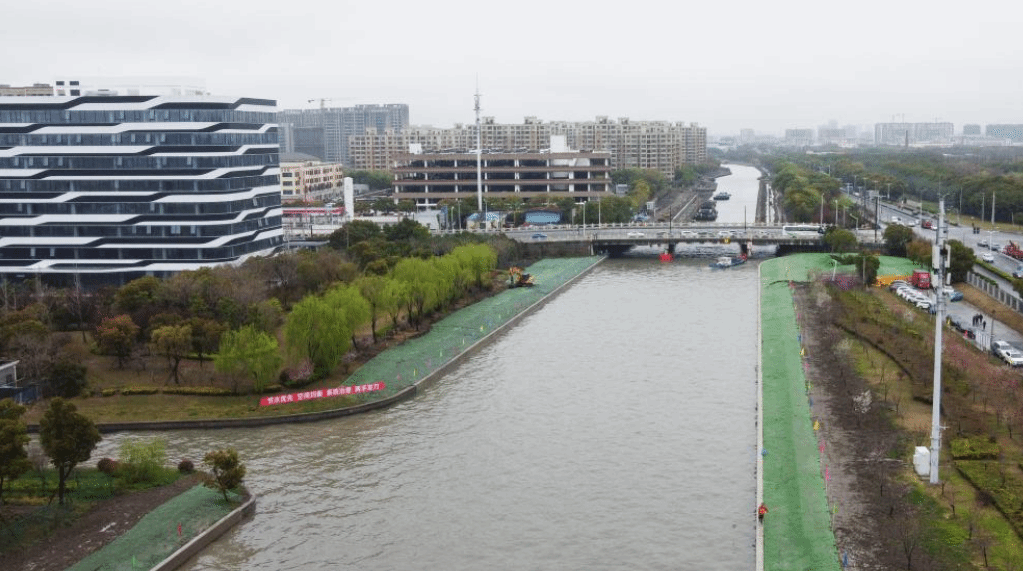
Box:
0, 399, 31, 504
189, 317, 227, 368
947, 240, 974, 283
284, 294, 350, 374
38, 398, 101, 505
46, 359, 87, 398
324, 284, 371, 351
355, 275, 388, 343
329, 219, 381, 251
95, 314, 140, 368
216, 325, 283, 394
151, 324, 192, 384
883, 224, 915, 257
823, 228, 858, 253
203, 448, 246, 502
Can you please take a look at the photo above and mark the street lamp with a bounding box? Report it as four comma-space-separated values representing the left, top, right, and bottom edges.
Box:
834, 199, 839, 227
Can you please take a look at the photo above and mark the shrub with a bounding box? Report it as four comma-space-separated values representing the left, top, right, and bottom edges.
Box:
101, 388, 119, 397
178, 459, 194, 473
161, 386, 234, 396
121, 386, 160, 396
950, 436, 1000, 460
119, 438, 167, 484
97, 457, 119, 475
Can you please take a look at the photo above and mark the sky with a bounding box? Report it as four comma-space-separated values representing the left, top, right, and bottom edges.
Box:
4, 0, 1021, 137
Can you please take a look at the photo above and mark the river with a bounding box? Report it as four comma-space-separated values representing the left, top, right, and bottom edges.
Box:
713, 163, 762, 225
88, 170, 762, 570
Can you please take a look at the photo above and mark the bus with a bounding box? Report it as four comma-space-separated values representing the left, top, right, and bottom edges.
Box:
781, 224, 824, 237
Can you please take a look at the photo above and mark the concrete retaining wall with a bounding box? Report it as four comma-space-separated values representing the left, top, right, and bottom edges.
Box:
967, 271, 1023, 314
151, 495, 257, 571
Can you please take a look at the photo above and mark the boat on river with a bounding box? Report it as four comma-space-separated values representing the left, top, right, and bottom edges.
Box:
710, 255, 746, 269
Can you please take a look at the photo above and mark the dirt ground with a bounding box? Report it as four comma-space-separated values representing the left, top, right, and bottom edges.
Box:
2, 474, 200, 571
794, 283, 915, 570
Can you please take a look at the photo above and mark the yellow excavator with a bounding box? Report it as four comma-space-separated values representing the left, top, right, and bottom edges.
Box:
508, 267, 534, 287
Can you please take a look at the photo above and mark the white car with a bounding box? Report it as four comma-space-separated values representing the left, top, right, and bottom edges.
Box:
626, 231, 644, 238
1003, 348, 1023, 367
980, 252, 995, 263
678, 230, 698, 238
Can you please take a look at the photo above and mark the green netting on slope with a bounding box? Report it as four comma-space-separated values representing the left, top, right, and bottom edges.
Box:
760, 256, 841, 571
67, 485, 241, 571
765, 252, 923, 283
343, 257, 603, 401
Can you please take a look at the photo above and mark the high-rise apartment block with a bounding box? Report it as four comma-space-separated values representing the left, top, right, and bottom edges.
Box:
349, 116, 706, 179
0, 84, 54, 96
874, 122, 954, 146
984, 124, 1023, 142
0, 88, 283, 286
278, 104, 410, 167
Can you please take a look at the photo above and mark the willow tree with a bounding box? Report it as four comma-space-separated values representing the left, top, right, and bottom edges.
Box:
284, 294, 350, 375
216, 325, 282, 394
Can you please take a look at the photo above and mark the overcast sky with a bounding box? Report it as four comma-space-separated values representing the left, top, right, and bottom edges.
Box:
4, 0, 1020, 136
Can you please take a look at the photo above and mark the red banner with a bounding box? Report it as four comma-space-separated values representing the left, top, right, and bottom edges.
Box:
259, 383, 386, 407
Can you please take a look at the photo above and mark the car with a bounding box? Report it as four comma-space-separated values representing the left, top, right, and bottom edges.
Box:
626, 231, 645, 238
979, 239, 989, 247
656, 230, 669, 237
1003, 348, 1023, 367
991, 243, 1001, 251
980, 252, 995, 263
942, 287, 963, 302
948, 316, 977, 339
717, 230, 736, 238
679, 230, 698, 238
888, 280, 910, 291
992, 340, 1012, 357
921, 220, 933, 229
890, 216, 902, 224
1013, 265, 1023, 279
531, 232, 548, 240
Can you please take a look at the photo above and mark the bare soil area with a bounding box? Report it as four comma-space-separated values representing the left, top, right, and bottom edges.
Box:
2, 475, 200, 571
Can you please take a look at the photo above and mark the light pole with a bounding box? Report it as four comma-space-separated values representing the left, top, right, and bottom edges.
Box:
831, 258, 838, 280
834, 199, 839, 226
929, 197, 947, 485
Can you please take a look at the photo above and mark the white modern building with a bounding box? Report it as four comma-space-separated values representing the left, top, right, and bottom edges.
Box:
0, 87, 283, 287
280, 154, 344, 203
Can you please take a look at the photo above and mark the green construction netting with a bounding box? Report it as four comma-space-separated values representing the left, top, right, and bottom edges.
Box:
766, 252, 923, 283
343, 257, 604, 401
67, 485, 241, 571
760, 255, 842, 571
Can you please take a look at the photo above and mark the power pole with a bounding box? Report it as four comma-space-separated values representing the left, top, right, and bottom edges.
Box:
929, 197, 947, 484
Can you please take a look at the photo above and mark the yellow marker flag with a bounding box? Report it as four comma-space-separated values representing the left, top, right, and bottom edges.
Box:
813, 420, 820, 431
800, 347, 805, 356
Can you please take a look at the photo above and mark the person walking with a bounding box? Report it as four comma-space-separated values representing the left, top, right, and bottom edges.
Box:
758, 502, 768, 523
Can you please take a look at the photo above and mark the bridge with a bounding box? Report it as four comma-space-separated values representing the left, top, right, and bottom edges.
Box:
495, 222, 881, 256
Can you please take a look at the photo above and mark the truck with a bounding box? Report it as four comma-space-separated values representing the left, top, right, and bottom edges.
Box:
921, 219, 933, 229
910, 269, 931, 289
1004, 241, 1023, 262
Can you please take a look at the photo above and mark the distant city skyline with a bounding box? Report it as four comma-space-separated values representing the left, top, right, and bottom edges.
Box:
3, 0, 1019, 138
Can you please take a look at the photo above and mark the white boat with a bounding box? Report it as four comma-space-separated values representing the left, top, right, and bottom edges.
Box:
710, 255, 746, 269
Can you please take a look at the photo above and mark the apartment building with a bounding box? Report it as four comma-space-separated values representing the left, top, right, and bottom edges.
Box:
280, 155, 344, 203
278, 104, 409, 166
0, 89, 283, 286
0, 84, 53, 96
349, 116, 706, 179
875, 122, 954, 146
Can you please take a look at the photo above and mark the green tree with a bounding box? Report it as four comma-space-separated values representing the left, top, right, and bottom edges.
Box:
883, 224, 915, 257
95, 314, 140, 369
202, 448, 246, 502
823, 228, 858, 253
324, 284, 371, 351
189, 317, 227, 369
216, 325, 283, 394
39, 398, 101, 505
0, 399, 30, 504
46, 359, 87, 398
151, 324, 192, 384
329, 219, 382, 250
947, 240, 974, 284
347, 169, 393, 190
355, 275, 388, 343
284, 295, 350, 374
118, 438, 167, 484
391, 258, 440, 329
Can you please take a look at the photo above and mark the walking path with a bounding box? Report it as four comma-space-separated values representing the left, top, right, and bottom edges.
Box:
757, 253, 919, 571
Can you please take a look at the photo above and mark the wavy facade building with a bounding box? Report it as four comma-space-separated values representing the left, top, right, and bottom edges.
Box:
0, 93, 283, 286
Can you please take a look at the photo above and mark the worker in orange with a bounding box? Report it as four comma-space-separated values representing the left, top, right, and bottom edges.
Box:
758, 502, 768, 522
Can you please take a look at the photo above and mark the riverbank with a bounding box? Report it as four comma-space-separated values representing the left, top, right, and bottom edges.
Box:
9, 256, 605, 570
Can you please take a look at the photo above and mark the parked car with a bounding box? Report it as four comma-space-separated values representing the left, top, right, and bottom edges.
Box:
888, 280, 910, 291
626, 231, 645, 238
980, 252, 995, 263
942, 287, 963, 301
531, 232, 548, 240
1003, 348, 1023, 367
992, 340, 1013, 358
1014, 265, 1023, 279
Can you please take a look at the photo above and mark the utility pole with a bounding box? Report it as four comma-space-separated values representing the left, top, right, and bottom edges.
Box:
929, 197, 947, 484
474, 83, 483, 225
